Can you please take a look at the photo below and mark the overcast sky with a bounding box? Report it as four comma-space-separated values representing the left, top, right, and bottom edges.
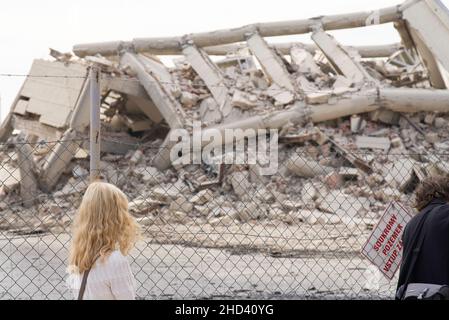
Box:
1, 0, 448, 121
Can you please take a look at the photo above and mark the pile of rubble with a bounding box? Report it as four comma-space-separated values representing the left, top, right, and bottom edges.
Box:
2, 0, 449, 243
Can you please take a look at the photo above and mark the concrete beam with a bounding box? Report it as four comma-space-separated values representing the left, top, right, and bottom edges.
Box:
247, 32, 295, 92
182, 43, 231, 116
312, 28, 375, 86
73, 5, 401, 56
120, 52, 184, 129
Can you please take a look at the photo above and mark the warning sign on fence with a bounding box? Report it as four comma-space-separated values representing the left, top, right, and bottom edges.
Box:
361, 201, 414, 280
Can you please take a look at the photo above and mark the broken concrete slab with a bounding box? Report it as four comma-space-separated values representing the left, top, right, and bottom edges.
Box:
169, 196, 194, 213
384, 158, 417, 192
182, 43, 232, 117
266, 84, 295, 105
290, 45, 323, 78
134, 166, 163, 185
128, 197, 165, 215
246, 32, 295, 92
286, 156, 334, 178
40, 129, 81, 191
402, 0, 449, 88
120, 52, 184, 129
311, 29, 374, 86
12, 60, 88, 129
317, 190, 370, 218
189, 189, 213, 205
230, 171, 254, 199
0, 164, 21, 192
151, 185, 183, 203
291, 209, 341, 225
235, 201, 267, 221
16, 138, 38, 208
231, 90, 258, 109
355, 136, 391, 151
425, 132, 439, 144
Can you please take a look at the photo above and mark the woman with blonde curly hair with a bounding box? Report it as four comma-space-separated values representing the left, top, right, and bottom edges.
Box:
66, 181, 140, 300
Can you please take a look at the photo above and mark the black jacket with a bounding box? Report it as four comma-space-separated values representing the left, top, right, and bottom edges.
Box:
397, 198, 449, 290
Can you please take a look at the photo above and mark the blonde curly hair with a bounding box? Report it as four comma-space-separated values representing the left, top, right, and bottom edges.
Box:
68, 181, 140, 273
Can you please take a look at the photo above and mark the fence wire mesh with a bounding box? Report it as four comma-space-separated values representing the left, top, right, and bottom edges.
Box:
1, 134, 445, 300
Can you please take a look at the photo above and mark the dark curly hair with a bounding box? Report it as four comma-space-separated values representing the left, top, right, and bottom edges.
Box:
414, 176, 449, 211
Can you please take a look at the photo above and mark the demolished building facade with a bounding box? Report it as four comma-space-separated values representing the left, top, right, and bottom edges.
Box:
2, 0, 449, 243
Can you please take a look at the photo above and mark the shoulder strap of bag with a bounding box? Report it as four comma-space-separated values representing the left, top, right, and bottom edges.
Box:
399, 204, 442, 299
77, 268, 91, 300
77, 254, 101, 300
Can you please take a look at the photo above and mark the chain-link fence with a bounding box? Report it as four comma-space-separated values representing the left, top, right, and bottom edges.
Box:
1, 133, 445, 300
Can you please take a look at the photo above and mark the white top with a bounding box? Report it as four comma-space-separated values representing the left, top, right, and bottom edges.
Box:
67, 250, 136, 300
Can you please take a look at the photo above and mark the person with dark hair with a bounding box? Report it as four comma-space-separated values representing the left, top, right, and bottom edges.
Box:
396, 176, 449, 299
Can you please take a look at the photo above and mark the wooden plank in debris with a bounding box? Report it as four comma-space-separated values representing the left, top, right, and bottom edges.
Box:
16, 136, 38, 208
246, 32, 295, 92
402, 0, 449, 88
120, 52, 184, 129
312, 29, 374, 85
40, 129, 81, 191
182, 43, 231, 116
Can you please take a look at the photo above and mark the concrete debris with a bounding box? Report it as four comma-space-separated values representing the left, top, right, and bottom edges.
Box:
230, 171, 253, 199
209, 215, 234, 226
291, 210, 341, 225
425, 132, 439, 144
0, 164, 21, 192
324, 171, 344, 189
169, 196, 194, 214
301, 182, 317, 204
231, 90, 258, 109
180, 92, 199, 108
129, 197, 165, 215
434, 117, 447, 129
189, 189, 213, 205
384, 158, 417, 192
72, 165, 89, 178
134, 166, 163, 185
350, 115, 366, 133
355, 136, 391, 151
286, 156, 333, 178
317, 191, 370, 218
266, 84, 295, 105
5, 0, 449, 236
151, 185, 182, 203
129, 149, 144, 165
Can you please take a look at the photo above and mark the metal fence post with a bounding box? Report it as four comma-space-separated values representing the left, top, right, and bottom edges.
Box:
89, 66, 101, 182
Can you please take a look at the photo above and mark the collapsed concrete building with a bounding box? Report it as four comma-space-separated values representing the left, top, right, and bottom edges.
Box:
2, 0, 449, 242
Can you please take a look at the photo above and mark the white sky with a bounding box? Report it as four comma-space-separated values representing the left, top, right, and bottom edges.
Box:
1, 0, 448, 121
